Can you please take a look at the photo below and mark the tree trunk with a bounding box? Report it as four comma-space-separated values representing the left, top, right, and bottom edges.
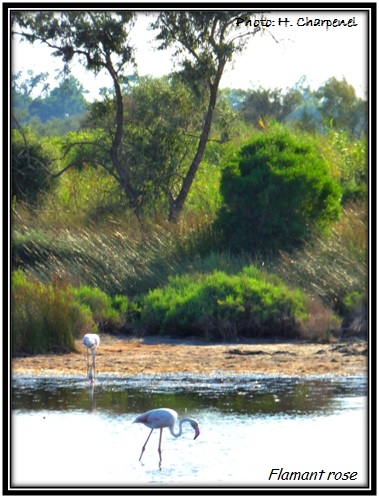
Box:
106, 56, 143, 220
168, 67, 223, 223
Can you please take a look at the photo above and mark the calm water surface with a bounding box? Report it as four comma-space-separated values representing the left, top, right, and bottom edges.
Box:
11, 373, 368, 488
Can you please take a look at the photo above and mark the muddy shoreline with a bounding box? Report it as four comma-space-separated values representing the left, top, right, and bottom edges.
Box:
12, 334, 367, 378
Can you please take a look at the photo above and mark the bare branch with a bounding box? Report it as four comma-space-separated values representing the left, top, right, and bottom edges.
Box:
227, 26, 264, 45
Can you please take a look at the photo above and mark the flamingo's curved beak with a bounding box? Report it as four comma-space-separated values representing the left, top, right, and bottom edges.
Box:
193, 425, 200, 439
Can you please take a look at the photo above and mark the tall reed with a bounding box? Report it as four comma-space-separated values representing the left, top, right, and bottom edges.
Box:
12, 270, 94, 355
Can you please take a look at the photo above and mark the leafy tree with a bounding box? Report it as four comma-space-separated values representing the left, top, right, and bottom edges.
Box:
238, 86, 302, 127
151, 11, 267, 221
12, 127, 58, 205
286, 95, 323, 133
82, 75, 248, 218
220, 88, 248, 111
28, 76, 88, 122
12, 70, 49, 125
79, 76, 203, 216
215, 126, 342, 254
122, 76, 202, 215
315, 77, 367, 136
12, 11, 142, 215
12, 70, 50, 99
12, 72, 88, 135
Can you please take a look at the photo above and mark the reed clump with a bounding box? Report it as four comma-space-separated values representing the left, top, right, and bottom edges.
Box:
12, 270, 87, 355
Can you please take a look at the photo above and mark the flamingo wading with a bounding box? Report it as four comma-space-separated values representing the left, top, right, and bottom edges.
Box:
133, 408, 200, 467
82, 333, 100, 383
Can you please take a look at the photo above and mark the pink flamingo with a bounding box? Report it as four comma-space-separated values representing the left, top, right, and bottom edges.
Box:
82, 333, 100, 383
133, 408, 200, 468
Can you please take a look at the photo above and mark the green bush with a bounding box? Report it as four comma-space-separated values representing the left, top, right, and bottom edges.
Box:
111, 294, 131, 314
71, 286, 133, 331
138, 266, 308, 340
12, 128, 58, 206
11, 270, 95, 355
215, 126, 342, 254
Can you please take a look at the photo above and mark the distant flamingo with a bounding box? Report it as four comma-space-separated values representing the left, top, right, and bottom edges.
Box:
82, 333, 100, 383
133, 408, 200, 468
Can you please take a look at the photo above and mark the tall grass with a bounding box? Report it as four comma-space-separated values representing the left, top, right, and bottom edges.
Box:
12, 213, 216, 296
11, 270, 94, 355
269, 203, 367, 311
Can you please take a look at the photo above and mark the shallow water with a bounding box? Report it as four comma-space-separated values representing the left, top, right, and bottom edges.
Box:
11, 374, 368, 489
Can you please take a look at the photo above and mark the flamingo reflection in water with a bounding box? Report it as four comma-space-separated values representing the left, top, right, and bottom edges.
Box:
133, 408, 200, 468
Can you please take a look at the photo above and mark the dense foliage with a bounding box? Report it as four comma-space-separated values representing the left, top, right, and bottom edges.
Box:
215, 126, 342, 253
11, 270, 135, 355
83, 76, 205, 216
315, 77, 367, 136
138, 267, 308, 340
12, 128, 58, 205
13, 264, 328, 354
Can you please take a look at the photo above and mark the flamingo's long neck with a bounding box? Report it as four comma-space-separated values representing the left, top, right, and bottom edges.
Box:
169, 418, 192, 438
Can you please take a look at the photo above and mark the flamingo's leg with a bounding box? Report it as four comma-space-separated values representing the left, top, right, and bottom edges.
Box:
158, 428, 163, 469
86, 348, 89, 377
92, 350, 96, 381
139, 428, 154, 462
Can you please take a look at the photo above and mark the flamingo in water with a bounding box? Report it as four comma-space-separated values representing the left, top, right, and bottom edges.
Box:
133, 408, 200, 468
82, 333, 100, 383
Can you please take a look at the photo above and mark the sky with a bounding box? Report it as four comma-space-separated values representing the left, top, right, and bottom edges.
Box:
11, 9, 369, 101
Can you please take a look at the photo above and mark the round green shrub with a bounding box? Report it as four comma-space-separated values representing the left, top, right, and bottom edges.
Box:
12, 129, 57, 206
138, 267, 308, 340
215, 126, 342, 253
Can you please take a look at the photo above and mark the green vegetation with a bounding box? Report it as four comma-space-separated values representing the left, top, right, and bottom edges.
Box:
269, 203, 367, 311
12, 198, 365, 354
321, 130, 367, 204
11, 270, 136, 355
11, 12, 368, 355
12, 259, 341, 354
12, 72, 88, 130
71, 286, 138, 332
138, 268, 308, 340
12, 128, 58, 205
12, 270, 92, 355
215, 126, 342, 253
12, 217, 212, 296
